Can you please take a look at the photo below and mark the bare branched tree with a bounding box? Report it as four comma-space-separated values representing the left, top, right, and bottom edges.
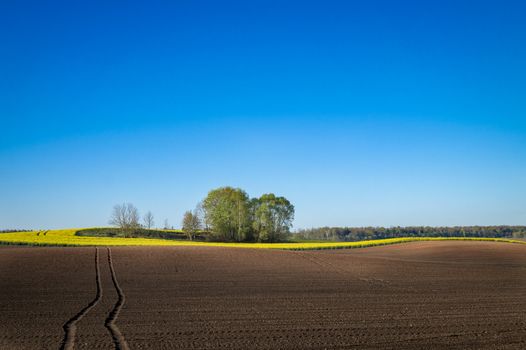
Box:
143, 211, 154, 229
163, 219, 170, 230
129, 205, 140, 228
109, 203, 141, 231
109, 204, 127, 229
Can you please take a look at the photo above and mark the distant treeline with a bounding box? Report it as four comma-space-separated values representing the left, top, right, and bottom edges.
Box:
0, 229, 32, 233
293, 226, 526, 241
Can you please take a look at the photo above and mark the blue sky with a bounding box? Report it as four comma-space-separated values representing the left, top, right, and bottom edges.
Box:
1, 0, 525, 229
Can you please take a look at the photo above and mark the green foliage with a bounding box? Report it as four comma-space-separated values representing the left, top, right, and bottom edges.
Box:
201, 187, 295, 242
181, 210, 201, 240
252, 193, 295, 242
202, 187, 252, 242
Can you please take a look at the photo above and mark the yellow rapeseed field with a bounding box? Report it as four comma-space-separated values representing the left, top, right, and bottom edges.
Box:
1, 229, 526, 250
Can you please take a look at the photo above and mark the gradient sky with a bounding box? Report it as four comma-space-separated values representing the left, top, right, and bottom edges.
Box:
1, 0, 525, 230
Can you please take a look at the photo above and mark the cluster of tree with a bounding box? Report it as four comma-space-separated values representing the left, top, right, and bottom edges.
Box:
109, 202, 191, 239
0, 229, 33, 233
293, 226, 526, 241
109, 203, 172, 233
182, 187, 295, 242
108, 187, 295, 243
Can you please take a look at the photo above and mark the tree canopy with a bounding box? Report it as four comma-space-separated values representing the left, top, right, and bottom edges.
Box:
202, 187, 252, 242
200, 187, 295, 242
182, 210, 201, 241
252, 194, 295, 242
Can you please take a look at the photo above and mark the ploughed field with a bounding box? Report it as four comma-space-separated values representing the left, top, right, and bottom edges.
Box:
1, 242, 526, 349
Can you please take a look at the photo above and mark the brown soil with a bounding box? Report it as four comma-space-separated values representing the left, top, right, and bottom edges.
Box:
1, 241, 526, 349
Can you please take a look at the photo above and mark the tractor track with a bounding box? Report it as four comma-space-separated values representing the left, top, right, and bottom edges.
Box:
3, 242, 526, 349
105, 248, 130, 350
60, 248, 102, 350
59, 248, 129, 350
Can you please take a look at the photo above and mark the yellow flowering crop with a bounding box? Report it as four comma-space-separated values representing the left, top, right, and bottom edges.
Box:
1, 229, 525, 250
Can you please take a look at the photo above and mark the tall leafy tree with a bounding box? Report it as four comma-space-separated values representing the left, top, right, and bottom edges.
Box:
252, 194, 295, 242
202, 187, 251, 242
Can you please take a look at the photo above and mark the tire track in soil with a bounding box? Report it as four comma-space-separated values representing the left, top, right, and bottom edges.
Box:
105, 248, 130, 350
60, 248, 102, 350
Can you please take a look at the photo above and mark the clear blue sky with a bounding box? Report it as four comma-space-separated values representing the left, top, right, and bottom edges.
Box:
1, 0, 525, 229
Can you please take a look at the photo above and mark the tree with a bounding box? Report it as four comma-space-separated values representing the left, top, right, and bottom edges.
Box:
202, 186, 251, 242
182, 210, 201, 240
109, 203, 141, 235
195, 201, 209, 231
163, 219, 170, 230
252, 194, 294, 242
143, 211, 154, 229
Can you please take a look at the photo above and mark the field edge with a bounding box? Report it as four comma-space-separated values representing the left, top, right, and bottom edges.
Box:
1, 230, 526, 250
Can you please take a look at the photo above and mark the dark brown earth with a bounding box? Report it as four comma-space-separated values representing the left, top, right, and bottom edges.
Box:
1, 241, 526, 349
